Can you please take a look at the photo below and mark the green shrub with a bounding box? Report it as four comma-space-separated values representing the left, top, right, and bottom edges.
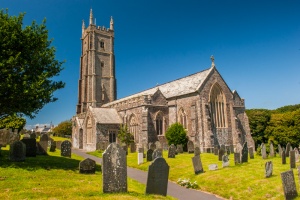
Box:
165, 123, 188, 147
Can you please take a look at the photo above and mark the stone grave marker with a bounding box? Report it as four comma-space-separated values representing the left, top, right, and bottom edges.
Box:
146, 157, 169, 196
214, 146, 219, 155
102, 143, 127, 193
152, 149, 163, 160
39, 134, 49, 153
0, 129, 10, 146
225, 146, 230, 155
235, 143, 243, 153
194, 146, 200, 156
147, 149, 153, 161
282, 150, 286, 164
234, 152, 241, 165
249, 147, 254, 159
278, 144, 282, 158
21, 138, 36, 157
208, 164, 218, 171
168, 144, 176, 158
222, 154, 230, 167
155, 141, 162, 149
187, 141, 194, 153
285, 143, 291, 157
269, 142, 275, 157
79, 158, 96, 174
281, 170, 298, 200
192, 155, 204, 174
261, 143, 267, 159
138, 147, 144, 165
9, 141, 26, 162
220, 144, 225, 151
218, 148, 225, 161
241, 142, 248, 163
61, 140, 72, 158
150, 143, 156, 150
50, 141, 56, 152
265, 161, 273, 178
176, 144, 183, 153
290, 150, 296, 169
130, 143, 136, 153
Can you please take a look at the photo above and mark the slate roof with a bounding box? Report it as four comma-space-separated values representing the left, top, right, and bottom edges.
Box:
104, 66, 213, 106
90, 107, 122, 124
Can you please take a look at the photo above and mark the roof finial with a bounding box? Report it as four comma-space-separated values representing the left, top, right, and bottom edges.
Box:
110, 16, 114, 30
82, 20, 85, 35
210, 55, 215, 67
89, 9, 94, 25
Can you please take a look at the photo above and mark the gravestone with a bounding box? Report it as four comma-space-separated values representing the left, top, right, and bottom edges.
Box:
261, 143, 267, 159
269, 142, 275, 157
49, 141, 56, 152
192, 155, 204, 174
147, 149, 153, 161
222, 154, 230, 167
278, 144, 282, 158
79, 158, 96, 174
290, 150, 296, 169
235, 143, 243, 153
281, 170, 298, 200
249, 147, 254, 159
150, 143, 156, 150
155, 141, 162, 149
130, 143, 136, 153
176, 144, 183, 153
208, 164, 218, 171
0, 129, 10, 146
187, 141, 194, 153
218, 148, 225, 161
265, 161, 273, 178
220, 144, 226, 152
241, 142, 248, 163
225, 146, 230, 155
61, 140, 72, 158
138, 147, 144, 165
234, 152, 241, 165
282, 151, 286, 164
285, 143, 291, 157
146, 157, 169, 196
39, 134, 49, 153
152, 149, 163, 160
214, 146, 219, 155
194, 146, 200, 156
21, 138, 36, 157
103, 143, 127, 193
168, 144, 176, 158
9, 141, 26, 162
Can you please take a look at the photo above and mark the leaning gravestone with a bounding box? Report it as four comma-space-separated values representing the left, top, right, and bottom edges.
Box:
241, 142, 248, 163
146, 157, 169, 196
269, 142, 275, 157
282, 151, 286, 164
261, 143, 267, 159
79, 158, 96, 174
168, 144, 176, 158
21, 138, 36, 157
9, 141, 26, 162
234, 152, 241, 165
39, 134, 49, 153
147, 149, 153, 161
289, 150, 296, 169
152, 149, 163, 160
265, 161, 273, 178
194, 146, 200, 156
285, 143, 291, 157
187, 141, 194, 153
103, 143, 127, 193
222, 155, 230, 167
192, 155, 204, 174
61, 140, 72, 158
138, 147, 144, 165
281, 170, 298, 200
249, 147, 254, 159
177, 144, 183, 153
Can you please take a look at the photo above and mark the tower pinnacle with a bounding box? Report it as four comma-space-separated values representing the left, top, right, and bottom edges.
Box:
89, 9, 94, 25
110, 16, 114, 30
82, 20, 85, 35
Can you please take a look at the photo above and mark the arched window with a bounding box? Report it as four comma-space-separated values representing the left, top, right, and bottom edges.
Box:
99, 40, 105, 50
109, 130, 116, 143
129, 114, 138, 142
209, 83, 227, 128
156, 112, 164, 135
178, 108, 187, 129
86, 117, 93, 143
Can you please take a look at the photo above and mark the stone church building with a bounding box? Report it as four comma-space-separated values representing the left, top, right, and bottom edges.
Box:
72, 10, 254, 152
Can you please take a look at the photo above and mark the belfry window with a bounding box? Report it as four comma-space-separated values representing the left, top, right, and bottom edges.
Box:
100, 41, 104, 49
156, 112, 164, 135
209, 83, 227, 128
109, 130, 116, 143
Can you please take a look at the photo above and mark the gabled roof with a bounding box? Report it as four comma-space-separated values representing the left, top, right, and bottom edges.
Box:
104, 66, 213, 106
89, 107, 122, 124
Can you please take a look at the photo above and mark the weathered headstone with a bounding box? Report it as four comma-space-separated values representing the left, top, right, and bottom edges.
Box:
147, 149, 153, 161
187, 141, 194, 153
130, 143, 136, 153
208, 164, 218, 171
150, 143, 156, 150
0, 129, 10, 146
176, 144, 183, 153
282, 150, 286, 164
49, 141, 56, 152
269, 142, 275, 157
9, 141, 26, 162
222, 154, 230, 167
102, 143, 127, 193
261, 143, 267, 159
152, 149, 163, 160
168, 144, 176, 158
218, 148, 225, 161
138, 147, 144, 165
290, 150, 296, 169
194, 146, 200, 156
249, 147, 254, 159
241, 142, 248, 163
79, 158, 96, 174
21, 138, 36, 157
281, 170, 298, 200
265, 161, 273, 178
61, 140, 72, 158
235, 143, 243, 153
234, 152, 241, 165
192, 155, 204, 174
214, 146, 219, 155
278, 144, 282, 158
285, 143, 291, 157
155, 141, 162, 149
146, 157, 169, 196
39, 134, 49, 153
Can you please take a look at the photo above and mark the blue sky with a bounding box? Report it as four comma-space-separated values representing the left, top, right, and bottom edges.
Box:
1, 0, 300, 129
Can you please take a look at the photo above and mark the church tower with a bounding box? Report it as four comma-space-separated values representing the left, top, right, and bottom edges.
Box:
76, 9, 116, 114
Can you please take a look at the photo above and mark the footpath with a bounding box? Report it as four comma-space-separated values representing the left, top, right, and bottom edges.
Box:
72, 149, 224, 200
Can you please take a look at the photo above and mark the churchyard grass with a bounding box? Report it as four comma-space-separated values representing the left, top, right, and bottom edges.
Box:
0, 146, 174, 200
87, 150, 104, 158
125, 151, 300, 200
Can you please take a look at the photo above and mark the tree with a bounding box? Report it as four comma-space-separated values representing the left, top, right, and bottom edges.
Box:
52, 120, 72, 137
117, 124, 134, 146
0, 114, 26, 131
0, 9, 65, 120
165, 123, 188, 147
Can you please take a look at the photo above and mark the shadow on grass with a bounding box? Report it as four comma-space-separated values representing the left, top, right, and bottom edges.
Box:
0, 149, 101, 172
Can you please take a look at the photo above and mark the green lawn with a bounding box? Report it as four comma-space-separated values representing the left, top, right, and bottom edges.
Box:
0, 145, 175, 200
125, 150, 300, 200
